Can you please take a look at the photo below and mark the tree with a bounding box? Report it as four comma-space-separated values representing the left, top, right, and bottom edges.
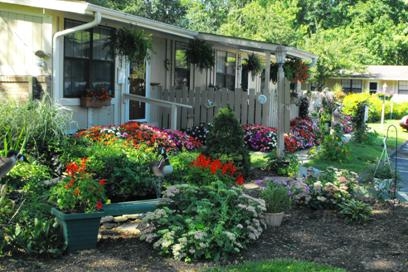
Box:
87, 0, 186, 25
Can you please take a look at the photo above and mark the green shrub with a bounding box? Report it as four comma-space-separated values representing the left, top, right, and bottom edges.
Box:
261, 183, 291, 213
68, 142, 158, 201
317, 126, 349, 162
0, 95, 72, 157
205, 106, 250, 176
2, 162, 51, 189
265, 153, 299, 177
352, 101, 369, 143
338, 199, 372, 223
141, 181, 266, 262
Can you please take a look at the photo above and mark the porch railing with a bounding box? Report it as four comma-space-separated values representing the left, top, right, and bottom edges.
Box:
123, 93, 192, 130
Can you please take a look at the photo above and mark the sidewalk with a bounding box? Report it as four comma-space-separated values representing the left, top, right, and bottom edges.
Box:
391, 141, 408, 201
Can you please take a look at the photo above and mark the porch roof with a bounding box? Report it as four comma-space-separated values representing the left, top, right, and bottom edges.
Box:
1, 0, 317, 62
336, 65, 408, 81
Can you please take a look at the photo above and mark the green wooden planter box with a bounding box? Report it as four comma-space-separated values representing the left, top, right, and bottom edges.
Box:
51, 199, 159, 252
51, 207, 103, 252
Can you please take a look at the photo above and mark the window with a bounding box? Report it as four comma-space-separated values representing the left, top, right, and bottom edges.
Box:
341, 79, 362, 93
174, 42, 190, 88
369, 82, 378, 94
64, 19, 114, 98
398, 81, 408, 94
216, 51, 236, 90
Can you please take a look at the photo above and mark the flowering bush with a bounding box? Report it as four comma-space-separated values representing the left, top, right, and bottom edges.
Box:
305, 167, 359, 210
177, 153, 245, 186
288, 117, 320, 150
242, 124, 277, 152
49, 158, 106, 213
184, 123, 212, 145
75, 121, 202, 152
141, 181, 266, 262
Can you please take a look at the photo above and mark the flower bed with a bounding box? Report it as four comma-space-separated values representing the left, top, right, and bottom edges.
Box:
75, 121, 202, 152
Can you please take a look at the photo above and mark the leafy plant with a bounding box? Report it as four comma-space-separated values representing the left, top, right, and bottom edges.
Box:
112, 27, 152, 66
260, 183, 291, 213
243, 53, 262, 76
318, 126, 349, 162
2, 162, 51, 190
186, 39, 214, 70
49, 158, 106, 213
141, 181, 266, 262
352, 100, 368, 143
265, 153, 299, 177
205, 107, 250, 176
298, 96, 310, 118
338, 199, 372, 223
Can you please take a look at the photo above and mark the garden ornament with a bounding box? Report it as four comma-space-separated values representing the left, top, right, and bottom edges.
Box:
0, 150, 25, 179
151, 147, 173, 177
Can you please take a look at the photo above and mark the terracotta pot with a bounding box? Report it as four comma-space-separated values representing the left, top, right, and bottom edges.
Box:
264, 212, 284, 227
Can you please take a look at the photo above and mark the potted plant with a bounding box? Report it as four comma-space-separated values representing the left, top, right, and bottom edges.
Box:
80, 88, 112, 108
260, 183, 291, 226
49, 158, 106, 252
111, 27, 152, 66
186, 39, 214, 88
243, 53, 262, 79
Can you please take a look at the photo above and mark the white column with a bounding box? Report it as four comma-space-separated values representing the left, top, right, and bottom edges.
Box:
264, 52, 271, 94
145, 54, 151, 122
276, 46, 286, 158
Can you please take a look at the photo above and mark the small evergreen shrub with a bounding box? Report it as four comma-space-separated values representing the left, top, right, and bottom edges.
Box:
298, 96, 309, 118
352, 101, 368, 143
205, 107, 250, 176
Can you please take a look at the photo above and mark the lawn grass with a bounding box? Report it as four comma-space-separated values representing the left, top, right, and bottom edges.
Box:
204, 259, 346, 272
303, 119, 407, 174
368, 119, 407, 147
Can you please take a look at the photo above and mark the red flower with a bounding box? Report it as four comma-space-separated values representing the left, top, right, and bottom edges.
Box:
209, 159, 222, 174
222, 162, 237, 175
193, 154, 211, 168
235, 175, 245, 185
99, 179, 107, 186
66, 162, 79, 176
78, 158, 88, 172
95, 200, 103, 210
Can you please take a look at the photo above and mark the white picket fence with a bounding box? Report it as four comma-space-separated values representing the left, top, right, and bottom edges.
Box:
155, 83, 299, 130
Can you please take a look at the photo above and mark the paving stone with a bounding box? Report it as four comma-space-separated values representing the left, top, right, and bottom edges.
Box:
101, 216, 114, 224
113, 215, 129, 223
114, 222, 141, 236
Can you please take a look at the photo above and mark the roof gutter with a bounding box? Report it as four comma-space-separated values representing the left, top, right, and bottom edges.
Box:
52, 11, 102, 102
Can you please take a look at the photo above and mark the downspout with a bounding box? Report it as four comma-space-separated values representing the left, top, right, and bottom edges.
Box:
52, 12, 102, 103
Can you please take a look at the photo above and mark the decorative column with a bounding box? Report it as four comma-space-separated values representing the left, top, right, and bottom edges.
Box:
276, 46, 286, 158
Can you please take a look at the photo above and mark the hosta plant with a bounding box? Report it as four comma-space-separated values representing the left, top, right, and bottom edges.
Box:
141, 181, 266, 262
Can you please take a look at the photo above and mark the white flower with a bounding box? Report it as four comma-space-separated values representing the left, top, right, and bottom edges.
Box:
313, 181, 322, 191
317, 196, 327, 202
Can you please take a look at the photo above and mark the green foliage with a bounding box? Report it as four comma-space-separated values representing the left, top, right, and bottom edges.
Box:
2, 162, 51, 190
265, 153, 299, 177
6, 217, 65, 256
185, 39, 214, 70
338, 199, 372, 223
352, 101, 369, 143
49, 159, 106, 213
243, 53, 263, 75
141, 181, 266, 261
206, 258, 346, 272
317, 126, 349, 162
112, 27, 152, 66
260, 183, 291, 213
86, 143, 157, 201
205, 107, 250, 176
0, 95, 71, 157
298, 96, 310, 118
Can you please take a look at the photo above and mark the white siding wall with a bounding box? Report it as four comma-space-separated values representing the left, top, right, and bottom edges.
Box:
0, 10, 52, 76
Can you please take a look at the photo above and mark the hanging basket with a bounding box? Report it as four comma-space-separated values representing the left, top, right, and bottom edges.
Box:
80, 97, 111, 108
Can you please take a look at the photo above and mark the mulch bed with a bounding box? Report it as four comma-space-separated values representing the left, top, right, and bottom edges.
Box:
1, 202, 408, 272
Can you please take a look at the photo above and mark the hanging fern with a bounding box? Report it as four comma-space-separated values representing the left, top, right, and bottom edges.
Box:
111, 27, 152, 66
243, 53, 262, 75
186, 39, 214, 70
